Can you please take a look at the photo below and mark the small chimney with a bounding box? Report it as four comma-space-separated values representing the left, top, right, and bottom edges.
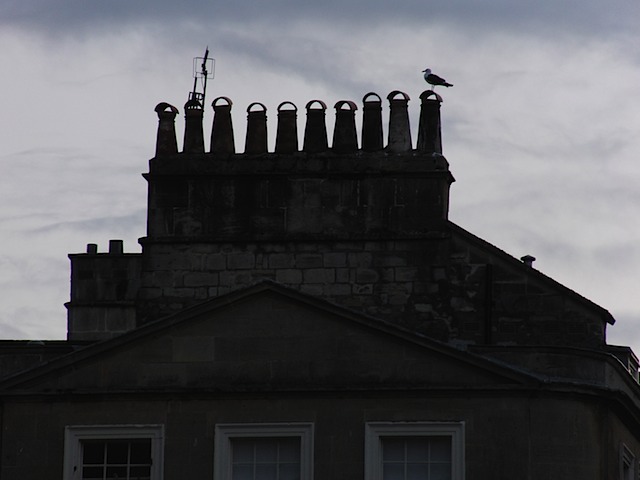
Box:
361, 92, 383, 152
332, 100, 358, 153
303, 100, 329, 153
417, 90, 443, 154
86, 243, 98, 254
386, 91, 412, 152
183, 99, 205, 153
109, 239, 124, 255
520, 255, 536, 267
275, 101, 298, 154
154, 102, 179, 156
210, 96, 235, 155
244, 102, 268, 154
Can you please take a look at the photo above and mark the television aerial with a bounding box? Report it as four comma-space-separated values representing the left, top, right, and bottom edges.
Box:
188, 47, 215, 107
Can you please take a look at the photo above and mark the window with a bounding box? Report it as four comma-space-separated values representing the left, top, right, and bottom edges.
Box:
214, 423, 314, 480
365, 422, 464, 480
621, 444, 636, 480
64, 425, 164, 480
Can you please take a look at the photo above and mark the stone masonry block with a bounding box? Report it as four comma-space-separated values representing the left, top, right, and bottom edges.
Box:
276, 269, 303, 284
300, 284, 323, 296
138, 287, 162, 300
336, 268, 351, 283
323, 252, 347, 267
332, 241, 364, 251
348, 252, 373, 267
147, 252, 192, 271
269, 253, 295, 269
373, 254, 408, 267
353, 284, 373, 295
395, 267, 419, 282
323, 283, 352, 296
303, 268, 335, 283
220, 271, 253, 285
356, 268, 379, 283
227, 253, 256, 270
163, 287, 196, 299
153, 270, 178, 287
191, 244, 221, 254
205, 254, 226, 270
184, 272, 219, 288
295, 254, 323, 268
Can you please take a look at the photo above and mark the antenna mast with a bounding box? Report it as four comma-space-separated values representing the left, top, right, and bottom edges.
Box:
188, 47, 215, 107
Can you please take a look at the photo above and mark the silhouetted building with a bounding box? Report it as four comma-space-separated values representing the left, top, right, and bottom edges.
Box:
1, 89, 639, 479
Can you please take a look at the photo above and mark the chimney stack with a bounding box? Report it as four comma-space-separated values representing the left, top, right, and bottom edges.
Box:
386, 91, 412, 152
417, 90, 443, 154
361, 92, 383, 152
275, 101, 299, 154
244, 102, 268, 154
332, 100, 358, 153
154, 103, 179, 156
303, 100, 329, 153
210, 96, 235, 155
183, 100, 205, 154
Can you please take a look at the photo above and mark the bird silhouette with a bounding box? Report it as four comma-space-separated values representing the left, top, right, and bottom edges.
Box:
422, 68, 453, 89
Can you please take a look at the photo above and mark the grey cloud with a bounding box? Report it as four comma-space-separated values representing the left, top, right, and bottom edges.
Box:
28, 211, 146, 236
3, 0, 636, 40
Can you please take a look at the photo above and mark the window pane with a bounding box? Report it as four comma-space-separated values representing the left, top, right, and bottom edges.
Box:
105, 465, 127, 478
83, 441, 106, 465
279, 463, 300, 480
255, 440, 278, 462
407, 463, 429, 480
383, 462, 404, 480
429, 463, 451, 480
429, 437, 451, 463
232, 464, 254, 480
106, 441, 129, 464
233, 439, 256, 463
81, 466, 104, 479
130, 465, 152, 479
406, 439, 429, 462
255, 464, 277, 480
130, 441, 152, 464
383, 438, 405, 462
278, 438, 300, 463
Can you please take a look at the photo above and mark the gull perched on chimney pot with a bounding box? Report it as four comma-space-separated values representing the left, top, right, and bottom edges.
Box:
422, 68, 453, 89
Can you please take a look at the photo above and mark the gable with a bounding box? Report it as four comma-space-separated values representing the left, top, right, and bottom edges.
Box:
1, 284, 535, 393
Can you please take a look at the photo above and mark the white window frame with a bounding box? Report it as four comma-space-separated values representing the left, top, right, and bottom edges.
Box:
214, 423, 314, 480
365, 422, 465, 480
63, 424, 164, 480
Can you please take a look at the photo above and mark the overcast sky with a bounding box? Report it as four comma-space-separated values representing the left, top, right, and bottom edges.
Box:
2, 1, 640, 353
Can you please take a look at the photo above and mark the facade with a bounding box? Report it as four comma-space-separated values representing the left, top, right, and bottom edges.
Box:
1, 88, 639, 480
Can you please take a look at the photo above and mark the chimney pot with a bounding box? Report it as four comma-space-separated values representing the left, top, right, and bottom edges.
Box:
386, 91, 412, 152
417, 90, 443, 154
210, 96, 236, 154
361, 92, 383, 152
86, 243, 98, 254
520, 255, 536, 267
275, 101, 299, 154
303, 100, 329, 153
244, 102, 268, 154
332, 100, 358, 153
154, 102, 179, 156
183, 99, 205, 153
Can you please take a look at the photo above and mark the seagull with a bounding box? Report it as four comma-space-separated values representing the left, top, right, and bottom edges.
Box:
422, 68, 453, 89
